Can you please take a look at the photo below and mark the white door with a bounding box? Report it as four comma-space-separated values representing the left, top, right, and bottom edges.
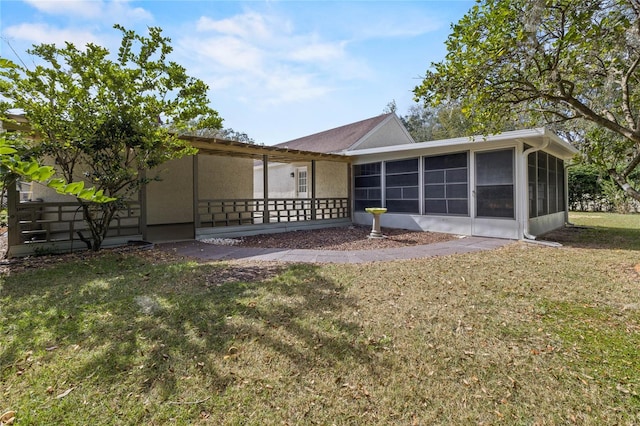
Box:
296, 167, 308, 198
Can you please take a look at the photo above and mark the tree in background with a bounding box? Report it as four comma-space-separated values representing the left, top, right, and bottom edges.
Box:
0, 25, 221, 250
400, 103, 477, 142
189, 126, 257, 144
384, 100, 477, 142
415, 0, 640, 202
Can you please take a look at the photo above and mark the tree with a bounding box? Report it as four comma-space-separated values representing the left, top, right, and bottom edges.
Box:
414, 0, 640, 202
0, 25, 221, 250
0, 133, 114, 203
399, 103, 476, 141
189, 126, 257, 144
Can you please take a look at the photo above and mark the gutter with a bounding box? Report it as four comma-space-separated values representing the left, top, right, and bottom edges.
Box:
520, 137, 550, 240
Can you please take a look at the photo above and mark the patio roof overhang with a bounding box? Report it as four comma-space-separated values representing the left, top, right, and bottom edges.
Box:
178, 134, 351, 163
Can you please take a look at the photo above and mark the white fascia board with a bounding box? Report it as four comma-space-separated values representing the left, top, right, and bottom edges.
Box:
344, 127, 578, 160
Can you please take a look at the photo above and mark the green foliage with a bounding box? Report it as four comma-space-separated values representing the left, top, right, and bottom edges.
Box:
568, 164, 639, 212
0, 25, 222, 250
415, 0, 640, 201
0, 133, 114, 203
400, 103, 479, 141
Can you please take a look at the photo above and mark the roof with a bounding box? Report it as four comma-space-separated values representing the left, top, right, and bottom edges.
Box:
273, 113, 394, 153
345, 128, 579, 161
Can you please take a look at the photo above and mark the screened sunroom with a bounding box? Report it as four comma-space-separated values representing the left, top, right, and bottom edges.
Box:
347, 128, 577, 240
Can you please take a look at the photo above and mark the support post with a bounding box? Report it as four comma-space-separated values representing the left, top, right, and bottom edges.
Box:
138, 169, 148, 240
347, 162, 353, 221
192, 154, 200, 234
7, 178, 20, 252
263, 155, 269, 224
311, 160, 317, 220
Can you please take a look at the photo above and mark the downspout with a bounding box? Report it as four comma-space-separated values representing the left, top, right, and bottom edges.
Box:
521, 137, 550, 240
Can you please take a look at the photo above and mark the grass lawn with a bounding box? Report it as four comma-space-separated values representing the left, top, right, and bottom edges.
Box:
1, 212, 640, 424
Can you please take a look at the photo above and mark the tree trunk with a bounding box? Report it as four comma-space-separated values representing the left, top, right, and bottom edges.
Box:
81, 202, 118, 251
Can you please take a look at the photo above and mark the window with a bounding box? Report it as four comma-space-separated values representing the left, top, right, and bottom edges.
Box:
557, 157, 565, 213
424, 152, 469, 215
297, 168, 308, 195
527, 152, 565, 217
476, 149, 514, 218
528, 152, 537, 218
537, 152, 548, 216
354, 162, 381, 211
385, 158, 419, 213
548, 156, 557, 213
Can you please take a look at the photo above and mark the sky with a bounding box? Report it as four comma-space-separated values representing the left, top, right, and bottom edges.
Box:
0, 0, 476, 145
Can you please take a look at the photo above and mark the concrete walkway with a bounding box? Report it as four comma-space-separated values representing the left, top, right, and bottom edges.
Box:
157, 236, 512, 264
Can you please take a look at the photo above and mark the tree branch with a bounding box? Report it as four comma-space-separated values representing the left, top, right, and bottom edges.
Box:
620, 54, 640, 131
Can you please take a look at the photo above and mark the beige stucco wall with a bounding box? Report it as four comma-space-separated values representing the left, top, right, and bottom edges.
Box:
254, 160, 348, 198
352, 117, 414, 150
28, 155, 95, 203
146, 156, 193, 225
198, 155, 253, 199
316, 161, 348, 197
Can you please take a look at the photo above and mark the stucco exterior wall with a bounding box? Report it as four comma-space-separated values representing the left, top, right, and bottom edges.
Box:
198, 155, 253, 199
146, 156, 193, 225
28, 155, 94, 203
316, 161, 348, 197
254, 161, 348, 199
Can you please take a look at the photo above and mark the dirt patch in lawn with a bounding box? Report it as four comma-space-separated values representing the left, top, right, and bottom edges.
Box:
232, 225, 457, 251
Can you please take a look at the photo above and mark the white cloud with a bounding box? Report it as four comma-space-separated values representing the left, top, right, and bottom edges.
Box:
179, 10, 370, 107
22, 0, 152, 22
191, 35, 264, 71
288, 41, 346, 62
4, 23, 101, 47
23, 0, 102, 18
196, 12, 279, 41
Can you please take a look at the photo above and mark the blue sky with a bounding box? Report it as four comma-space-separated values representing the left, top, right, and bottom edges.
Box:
1, 0, 475, 145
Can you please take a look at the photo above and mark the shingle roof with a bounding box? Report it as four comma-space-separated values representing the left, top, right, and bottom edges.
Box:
273, 113, 393, 154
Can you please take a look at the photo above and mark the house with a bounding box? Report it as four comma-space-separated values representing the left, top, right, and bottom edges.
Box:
346, 128, 577, 240
253, 113, 414, 199
4, 113, 577, 257
259, 115, 577, 241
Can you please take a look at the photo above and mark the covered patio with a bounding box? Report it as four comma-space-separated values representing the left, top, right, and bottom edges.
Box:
7, 136, 352, 257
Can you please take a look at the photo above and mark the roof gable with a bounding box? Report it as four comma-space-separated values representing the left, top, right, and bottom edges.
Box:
274, 113, 411, 154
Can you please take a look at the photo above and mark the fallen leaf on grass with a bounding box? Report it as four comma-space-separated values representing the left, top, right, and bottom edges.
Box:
0, 411, 16, 425
56, 387, 74, 399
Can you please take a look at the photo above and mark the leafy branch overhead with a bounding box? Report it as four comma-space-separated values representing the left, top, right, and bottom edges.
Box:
415, 0, 640, 202
0, 24, 222, 250
0, 134, 114, 202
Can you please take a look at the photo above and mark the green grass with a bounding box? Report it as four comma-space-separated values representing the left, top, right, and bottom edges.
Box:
549, 212, 640, 250
2, 212, 640, 424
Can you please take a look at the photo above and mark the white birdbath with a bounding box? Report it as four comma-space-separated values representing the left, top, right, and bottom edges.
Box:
365, 207, 387, 239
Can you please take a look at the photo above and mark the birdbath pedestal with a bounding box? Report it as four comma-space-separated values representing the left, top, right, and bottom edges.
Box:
365, 207, 387, 239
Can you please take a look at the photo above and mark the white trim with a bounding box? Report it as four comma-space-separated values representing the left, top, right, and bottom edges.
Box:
347, 113, 416, 151
345, 127, 578, 159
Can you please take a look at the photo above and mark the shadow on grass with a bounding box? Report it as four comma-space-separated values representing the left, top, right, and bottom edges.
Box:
542, 224, 640, 251
0, 254, 375, 411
